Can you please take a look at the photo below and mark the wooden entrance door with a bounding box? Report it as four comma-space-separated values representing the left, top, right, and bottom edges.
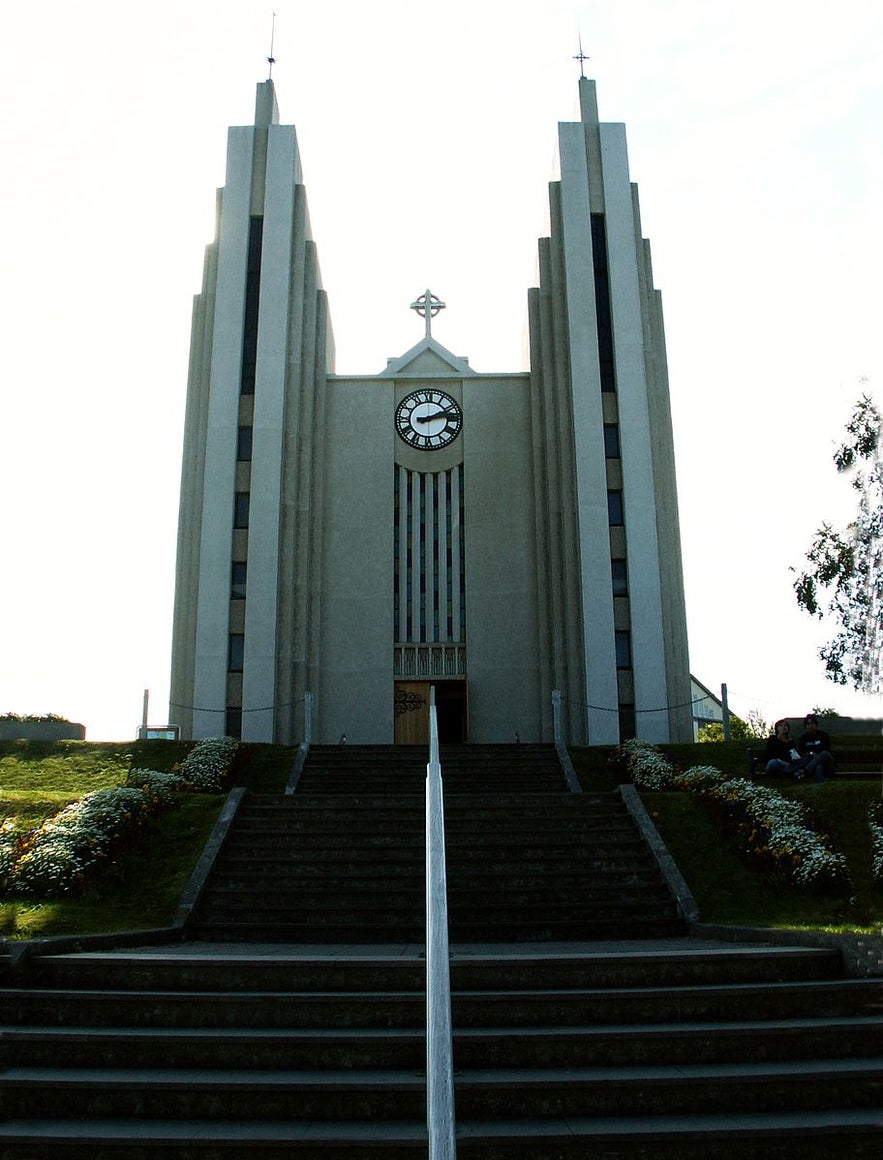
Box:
394, 682, 430, 745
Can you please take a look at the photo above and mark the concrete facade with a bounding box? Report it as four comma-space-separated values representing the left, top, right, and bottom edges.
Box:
170, 77, 692, 746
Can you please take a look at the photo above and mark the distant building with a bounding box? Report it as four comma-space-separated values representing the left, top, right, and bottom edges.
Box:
170, 75, 692, 747
690, 677, 725, 740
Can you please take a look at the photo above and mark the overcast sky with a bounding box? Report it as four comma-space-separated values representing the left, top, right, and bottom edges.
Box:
1, 0, 881, 739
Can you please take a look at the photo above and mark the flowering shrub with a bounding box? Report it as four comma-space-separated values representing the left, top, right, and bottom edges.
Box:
0, 817, 19, 882
870, 803, 883, 884
1, 737, 238, 899
7, 787, 165, 896
621, 740, 848, 889
699, 777, 847, 888
176, 736, 238, 792
126, 768, 184, 803
673, 765, 727, 793
616, 739, 680, 790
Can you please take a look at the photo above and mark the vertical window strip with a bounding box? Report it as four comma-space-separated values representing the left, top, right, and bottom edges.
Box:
432, 473, 441, 641
458, 465, 466, 638
393, 466, 401, 636
419, 474, 427, 642
240, 216, 264, 396
591, 213, 616, 393
410, 469, 421, 644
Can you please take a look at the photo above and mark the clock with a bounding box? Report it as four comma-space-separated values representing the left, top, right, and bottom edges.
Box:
395, 389, 462, 450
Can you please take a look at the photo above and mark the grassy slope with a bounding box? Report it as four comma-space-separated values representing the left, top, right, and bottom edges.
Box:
0, 740, 296, 940
571, 743, 883, 931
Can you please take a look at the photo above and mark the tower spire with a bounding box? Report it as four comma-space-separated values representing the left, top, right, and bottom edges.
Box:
573, 32, 589, 78
267, 11, 277, 79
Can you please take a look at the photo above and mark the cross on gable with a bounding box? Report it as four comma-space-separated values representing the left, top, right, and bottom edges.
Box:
410, 289, 446, 338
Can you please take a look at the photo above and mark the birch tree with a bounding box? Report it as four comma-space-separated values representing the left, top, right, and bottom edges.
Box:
793, 393, 883, 693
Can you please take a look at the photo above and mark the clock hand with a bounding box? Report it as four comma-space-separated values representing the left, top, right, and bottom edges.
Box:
416, 409, 458, 423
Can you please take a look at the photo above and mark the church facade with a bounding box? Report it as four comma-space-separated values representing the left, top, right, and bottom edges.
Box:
169, 77, 692, 747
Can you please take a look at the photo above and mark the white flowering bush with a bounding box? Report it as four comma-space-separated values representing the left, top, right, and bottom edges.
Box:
615, 738, 680, 790
0, 817, 19, 882
622, 740, 848, 889
870, 803, 883, 884
1, 736, 238, 900
126, 768, 184, 803
176, 736, 238, 792
673, 765, 728, 793
8, 786, 164, 897
700, 777, 848, 888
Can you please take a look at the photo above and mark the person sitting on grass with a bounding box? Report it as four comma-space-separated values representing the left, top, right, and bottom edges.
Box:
796, 713, 836, 782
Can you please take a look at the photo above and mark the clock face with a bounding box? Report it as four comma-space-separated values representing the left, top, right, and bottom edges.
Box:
395, 389, 462, 450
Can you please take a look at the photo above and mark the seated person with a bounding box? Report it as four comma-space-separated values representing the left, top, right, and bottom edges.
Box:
762, 719, 801, 776
797, 713, 836, 782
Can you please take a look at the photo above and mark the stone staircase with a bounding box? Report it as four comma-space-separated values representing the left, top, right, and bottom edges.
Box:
1, 942, 881, 1156
1, 743, 881, 1156
190, 744, 683, 943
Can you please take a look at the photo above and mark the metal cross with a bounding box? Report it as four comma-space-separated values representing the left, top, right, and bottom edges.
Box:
410, 289, 446, 338
573, 34, 589, 78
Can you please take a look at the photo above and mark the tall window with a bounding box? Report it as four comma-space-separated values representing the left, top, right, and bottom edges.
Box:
231, 561, 247, 600
395, 465, 465, 645
591, 214, 616, 393
615, 630, 632, 669
611, 558, 628, 596
228, 634, 245, 672
234, 492, 250, 528
603, 424, 621, 458
240, 216, 264, 395
237, 426, 253, 461
607, 490, 624, 526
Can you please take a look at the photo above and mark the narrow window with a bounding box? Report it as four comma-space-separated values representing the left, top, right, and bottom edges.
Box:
618, 704, 636, 742
225, 708, 242, 739
591, 214, 616, 392
611, 558, 628, 596
234, 492, 250, 528
607, 490, 624, 526
615, 630, 632, 669
240, 216, 263, 395
228, 634, 245, 672
603, 424, 621, 458
231, 561, 247, 600
237, 426, 253, 461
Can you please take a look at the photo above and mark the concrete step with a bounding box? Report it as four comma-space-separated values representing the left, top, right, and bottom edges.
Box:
0, 1065, 428, 1121
3, 1109, 881, 1159
0, 1117, 427, 1158
9, 1015, 883, 1071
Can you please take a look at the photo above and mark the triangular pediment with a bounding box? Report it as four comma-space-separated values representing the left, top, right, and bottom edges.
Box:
379, 336, 475, 378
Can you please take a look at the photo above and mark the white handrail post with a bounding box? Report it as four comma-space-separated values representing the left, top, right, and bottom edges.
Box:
426, 686, 456, 1158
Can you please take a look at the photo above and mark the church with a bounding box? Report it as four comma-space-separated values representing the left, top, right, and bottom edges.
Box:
169, 73, 692, 748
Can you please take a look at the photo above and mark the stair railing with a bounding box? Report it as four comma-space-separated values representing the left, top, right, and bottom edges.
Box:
425, 686, 457, 1158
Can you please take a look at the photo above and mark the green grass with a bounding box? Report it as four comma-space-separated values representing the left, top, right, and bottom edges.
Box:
0, 740, 296, 941
0, 795, 224, 940
571, 743, 883, 932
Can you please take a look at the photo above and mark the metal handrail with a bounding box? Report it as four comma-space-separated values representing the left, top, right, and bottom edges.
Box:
425, 686, 456, 1158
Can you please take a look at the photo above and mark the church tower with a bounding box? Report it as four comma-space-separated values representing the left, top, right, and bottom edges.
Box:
170, 76, 692, 747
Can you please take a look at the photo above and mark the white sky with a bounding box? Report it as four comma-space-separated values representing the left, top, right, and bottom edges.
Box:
1, 0, 882, 740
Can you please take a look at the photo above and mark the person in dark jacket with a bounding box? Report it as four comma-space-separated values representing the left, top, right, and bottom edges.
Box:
796, 714, 835, 782
762, 720, 801, 776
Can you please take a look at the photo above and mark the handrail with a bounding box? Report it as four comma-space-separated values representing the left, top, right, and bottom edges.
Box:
425, 686, 456, 1158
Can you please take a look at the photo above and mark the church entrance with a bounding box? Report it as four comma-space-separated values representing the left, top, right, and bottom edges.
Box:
394, 680, 468, 745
